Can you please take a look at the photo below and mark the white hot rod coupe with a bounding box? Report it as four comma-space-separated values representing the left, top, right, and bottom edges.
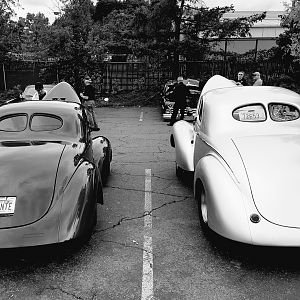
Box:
170, 75, 300, 246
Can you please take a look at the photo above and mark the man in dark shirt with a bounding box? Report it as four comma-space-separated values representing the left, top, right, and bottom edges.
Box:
168, 76, 190, 126
33, 82, 47, 100
80, 76, 100, 131
236, 71, 248, 86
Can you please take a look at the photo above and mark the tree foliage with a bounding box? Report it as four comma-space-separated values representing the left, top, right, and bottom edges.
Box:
2, 0, 269, 80
278, 0, 300, 62
0, 0, 19, 60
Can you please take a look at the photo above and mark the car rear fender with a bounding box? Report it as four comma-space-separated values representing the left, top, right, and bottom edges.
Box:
171, 120, 195, 172
58, 161, 97, 242
194, 155, 252, 244
92, 135, 111, 170
92, 135, 112, 190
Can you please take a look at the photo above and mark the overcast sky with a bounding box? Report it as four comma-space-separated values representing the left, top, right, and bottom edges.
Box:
15, 0, 286, 24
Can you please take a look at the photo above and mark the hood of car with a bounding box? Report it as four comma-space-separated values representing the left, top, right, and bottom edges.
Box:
233, 134, 300, 228
0, 142, 65, 228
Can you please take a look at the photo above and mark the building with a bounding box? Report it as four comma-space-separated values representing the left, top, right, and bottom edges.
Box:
213, 11, 285, 57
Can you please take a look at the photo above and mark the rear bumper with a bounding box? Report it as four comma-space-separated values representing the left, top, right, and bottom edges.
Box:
0, 210, 60, 248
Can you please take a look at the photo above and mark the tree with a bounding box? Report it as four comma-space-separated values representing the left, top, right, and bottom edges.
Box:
88, 0, 152, 60
19, 13, 51, 59
48, 0, 95, 91
278, 0, 300, 62
0, 0, 19, 60
146, 1, 266, 75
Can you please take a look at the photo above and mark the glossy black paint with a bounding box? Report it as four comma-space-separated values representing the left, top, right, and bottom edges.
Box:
0, 95, 111, 248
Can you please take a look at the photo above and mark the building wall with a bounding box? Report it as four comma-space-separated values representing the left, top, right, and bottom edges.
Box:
223, 10, 285, 38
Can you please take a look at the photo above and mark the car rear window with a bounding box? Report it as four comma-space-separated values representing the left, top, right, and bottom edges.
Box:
269, 103, 300, 122
0, 114, 27, 132
30, 114, 63, 131
233, 104, 266, 122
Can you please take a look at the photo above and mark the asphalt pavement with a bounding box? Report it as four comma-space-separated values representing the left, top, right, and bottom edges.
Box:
0, 106, 300, 299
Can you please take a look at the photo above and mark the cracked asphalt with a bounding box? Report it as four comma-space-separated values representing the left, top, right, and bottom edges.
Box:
1, 106, 300, 299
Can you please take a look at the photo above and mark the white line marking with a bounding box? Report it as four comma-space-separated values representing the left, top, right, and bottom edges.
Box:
141, 169, 153, 300
139, 111, 144, 122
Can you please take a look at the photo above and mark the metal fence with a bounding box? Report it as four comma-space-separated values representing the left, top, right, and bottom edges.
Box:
0, 59, 294, 93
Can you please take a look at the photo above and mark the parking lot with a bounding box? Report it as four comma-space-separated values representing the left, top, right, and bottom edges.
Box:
0, 106, 300, 299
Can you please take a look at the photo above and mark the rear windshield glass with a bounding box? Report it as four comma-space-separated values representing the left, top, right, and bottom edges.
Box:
233, 104, 266, 122
269, 103, 300, 122
0, 114, 27, 132
30, 114, 63, 131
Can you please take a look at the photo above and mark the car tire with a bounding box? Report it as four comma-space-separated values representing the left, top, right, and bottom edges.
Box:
196, 182, 211, 237
101, 148, 112, 185
71, 201, 97, 250
176, 163, 184, 179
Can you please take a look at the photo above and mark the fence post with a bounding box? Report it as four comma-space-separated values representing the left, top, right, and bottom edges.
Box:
2, 63, 7, 90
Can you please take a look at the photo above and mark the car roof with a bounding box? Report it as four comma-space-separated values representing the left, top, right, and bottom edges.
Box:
201, 86, 300, 137
204, 86, 300, 108
0, 100, 80, 116
0, 101, 83, 142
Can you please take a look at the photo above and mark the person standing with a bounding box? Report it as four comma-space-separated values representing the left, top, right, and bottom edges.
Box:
236, 71, 248, 86
168, 76, 190, 126
252, 72, 263, 86
80, 76, 100, 131
32, 82, 47, 100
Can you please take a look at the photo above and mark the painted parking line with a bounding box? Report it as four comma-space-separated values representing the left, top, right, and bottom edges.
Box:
139, 111, 144, 122
141, 169, 153, 300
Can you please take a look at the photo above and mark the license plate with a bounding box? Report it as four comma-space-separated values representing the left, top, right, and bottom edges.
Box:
239, 111, 264, 121
0, 197, 16, 216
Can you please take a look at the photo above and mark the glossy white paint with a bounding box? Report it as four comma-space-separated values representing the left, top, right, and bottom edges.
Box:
172, 121, 195, 171
172, 75, 300, 245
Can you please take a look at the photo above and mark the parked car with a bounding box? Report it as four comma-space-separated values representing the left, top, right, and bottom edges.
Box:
23, 84, 55, 100
0, 81, 112, 248
3, 84, 56, 105
161, 78, 200, 121
170, 75, 300, 246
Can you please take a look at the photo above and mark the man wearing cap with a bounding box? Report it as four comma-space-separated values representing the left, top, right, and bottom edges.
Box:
80, 76, 100, 131
168, 76, 190, 126
252, 72, 263, 86
32, 82, 47, 100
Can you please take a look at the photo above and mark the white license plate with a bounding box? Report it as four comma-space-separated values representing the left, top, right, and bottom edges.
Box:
0, 197, 16, 216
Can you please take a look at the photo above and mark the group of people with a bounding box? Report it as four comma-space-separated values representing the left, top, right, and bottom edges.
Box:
236, 71, 263, 86
168, 71, 264, 126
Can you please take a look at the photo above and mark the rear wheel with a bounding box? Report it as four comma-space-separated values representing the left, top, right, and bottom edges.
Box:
196, 182, 210, 235
101, 148, 112, 185
199, 188, 208, 228
71, 201, 97, 250
175, 163, 184, 179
